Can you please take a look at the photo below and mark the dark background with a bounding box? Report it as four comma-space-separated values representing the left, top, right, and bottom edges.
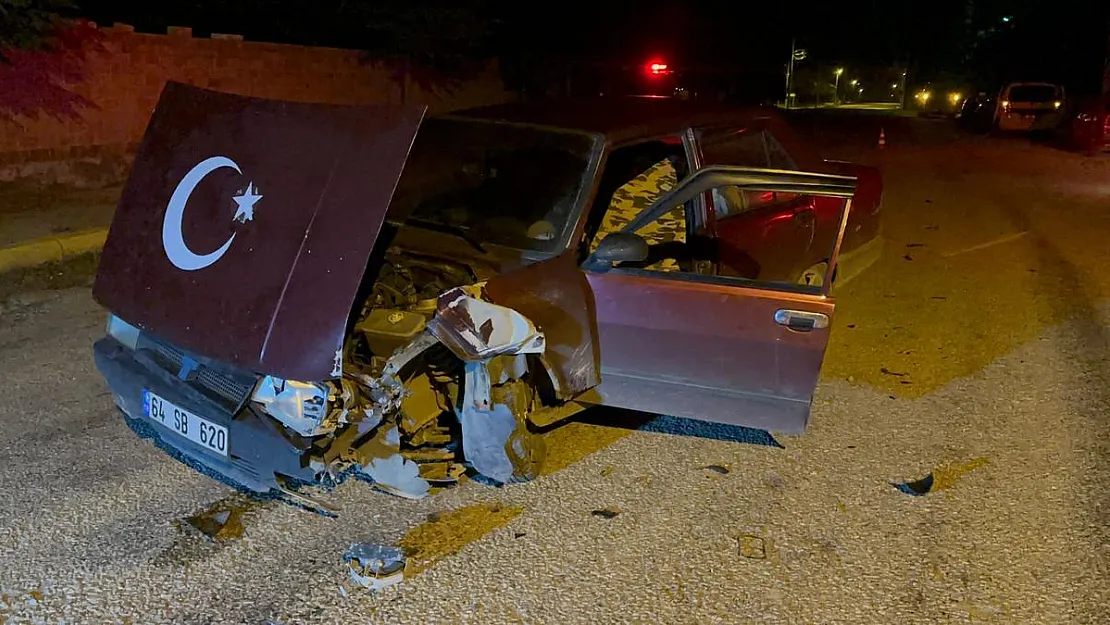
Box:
66, 1, 1110, 101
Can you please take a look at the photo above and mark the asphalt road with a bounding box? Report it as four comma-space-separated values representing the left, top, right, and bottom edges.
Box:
2, 116, 1110, 624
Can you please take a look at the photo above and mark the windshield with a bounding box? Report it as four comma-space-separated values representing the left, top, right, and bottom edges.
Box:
389, 118, 597, 253
1006, 85, 1059, 103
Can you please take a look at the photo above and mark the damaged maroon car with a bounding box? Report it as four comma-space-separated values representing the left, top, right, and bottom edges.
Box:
93, 83, 881, 506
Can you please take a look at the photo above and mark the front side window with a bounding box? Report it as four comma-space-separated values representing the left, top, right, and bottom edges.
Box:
390, 119, 597, 253
587, 140, 691, 273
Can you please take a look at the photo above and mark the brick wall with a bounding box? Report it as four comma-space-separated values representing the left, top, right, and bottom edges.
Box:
0, 24, 512, 185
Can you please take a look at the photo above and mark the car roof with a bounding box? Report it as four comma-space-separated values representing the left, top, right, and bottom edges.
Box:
446, 97, 780, 144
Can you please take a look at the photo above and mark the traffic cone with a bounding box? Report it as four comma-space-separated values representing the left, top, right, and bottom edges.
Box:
878, 127, 887, 149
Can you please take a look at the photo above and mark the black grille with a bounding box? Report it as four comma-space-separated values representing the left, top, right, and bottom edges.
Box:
140, 336, 259, 411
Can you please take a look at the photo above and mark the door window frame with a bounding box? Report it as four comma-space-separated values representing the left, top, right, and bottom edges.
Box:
585, 165, 857, 298
573, 133, 701, 261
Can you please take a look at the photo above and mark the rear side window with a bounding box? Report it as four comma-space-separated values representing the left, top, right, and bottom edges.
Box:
1006, 85, 1059, 103
700, 129, 798, 170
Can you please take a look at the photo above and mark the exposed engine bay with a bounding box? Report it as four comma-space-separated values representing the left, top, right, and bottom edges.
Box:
253, 250, 550, 504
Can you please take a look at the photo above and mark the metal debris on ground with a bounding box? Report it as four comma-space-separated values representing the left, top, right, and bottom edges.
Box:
880, 367, 908, 377
892, 457, 990, 496
591, 506, 621, 519
703, 464, 731, 475
181, 495, 253, 541
738, 534, 767, 560
344, 543, 407, 592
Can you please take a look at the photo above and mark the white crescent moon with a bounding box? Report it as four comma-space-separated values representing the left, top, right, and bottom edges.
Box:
162, 156, 240, 271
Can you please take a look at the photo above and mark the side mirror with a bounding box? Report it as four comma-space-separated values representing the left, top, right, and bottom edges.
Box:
591, 232, 648, 268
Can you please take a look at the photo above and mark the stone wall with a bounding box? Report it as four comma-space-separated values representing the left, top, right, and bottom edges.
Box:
0, 24, 512, 187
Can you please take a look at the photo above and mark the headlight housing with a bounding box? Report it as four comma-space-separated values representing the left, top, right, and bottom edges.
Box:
251, 376, 332, 437
106, 314, 141, 350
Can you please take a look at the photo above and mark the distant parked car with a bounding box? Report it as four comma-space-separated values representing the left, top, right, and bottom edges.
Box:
957, 91, 997, 133
913, 82, 971, 118
994, 82, 1066, 132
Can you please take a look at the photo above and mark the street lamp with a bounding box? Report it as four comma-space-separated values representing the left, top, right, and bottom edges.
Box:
834, 68, 844, 104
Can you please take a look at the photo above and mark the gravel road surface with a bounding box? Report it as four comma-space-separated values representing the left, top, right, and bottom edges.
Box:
1, 116, 1109, 624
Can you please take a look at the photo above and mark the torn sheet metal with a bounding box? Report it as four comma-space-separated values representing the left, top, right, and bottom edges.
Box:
428, 287, 546, 361
361, 453, 431, 499
252, 376, 333, 437
344, 543, 406, 591
457, 361, 519, 484
455, 361, 544, 484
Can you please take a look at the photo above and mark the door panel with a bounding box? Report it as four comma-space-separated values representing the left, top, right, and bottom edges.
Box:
580, 166, 855, 432
584, 270, 833, 433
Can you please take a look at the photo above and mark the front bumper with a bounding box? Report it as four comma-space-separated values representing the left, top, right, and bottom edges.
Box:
93, 337, 316, 493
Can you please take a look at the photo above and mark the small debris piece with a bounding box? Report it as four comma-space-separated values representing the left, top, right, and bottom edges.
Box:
892, 457, 990, 496
591, 506, 621, 519
925, 225, 939, 230
924, 199, 933, 204
880, 367, 907, 377
931, 296, 947, 300
703, 464, 731, 475
344, 543, 406, 592
182, 495, 252, 541
892, 473, 934, 496
906, 242, 925, 248
738, 534, 767, 559
514, 532, 527, 539
361, 454, 431, 500
600, 465, 615, 477
903, 254, 913, 261
846, 324, 856, 329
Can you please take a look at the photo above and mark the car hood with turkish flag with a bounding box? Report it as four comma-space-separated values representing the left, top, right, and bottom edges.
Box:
93, 82, 426, 381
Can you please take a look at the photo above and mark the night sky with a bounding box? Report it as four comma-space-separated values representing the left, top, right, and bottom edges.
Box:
75, 1, 1110, 94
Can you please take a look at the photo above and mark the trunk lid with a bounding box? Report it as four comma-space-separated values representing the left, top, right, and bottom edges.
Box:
93, 82, 426, 381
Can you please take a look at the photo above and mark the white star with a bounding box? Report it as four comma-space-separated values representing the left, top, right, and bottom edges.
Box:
233, 182, 263, 224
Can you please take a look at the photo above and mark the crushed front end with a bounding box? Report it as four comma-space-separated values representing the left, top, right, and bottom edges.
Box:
95, 252, 551, 505
90, 83, 562, 508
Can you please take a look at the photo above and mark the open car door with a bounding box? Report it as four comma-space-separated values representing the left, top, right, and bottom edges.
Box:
582, 166, 856, 434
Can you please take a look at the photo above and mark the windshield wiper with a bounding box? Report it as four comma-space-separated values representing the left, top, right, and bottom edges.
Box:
405, 217, 487, 254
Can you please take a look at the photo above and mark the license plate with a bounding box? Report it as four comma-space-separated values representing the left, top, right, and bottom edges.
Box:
142, 390, 229, 457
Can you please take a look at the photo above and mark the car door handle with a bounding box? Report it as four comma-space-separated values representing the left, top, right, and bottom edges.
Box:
774, 309, 829, 331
